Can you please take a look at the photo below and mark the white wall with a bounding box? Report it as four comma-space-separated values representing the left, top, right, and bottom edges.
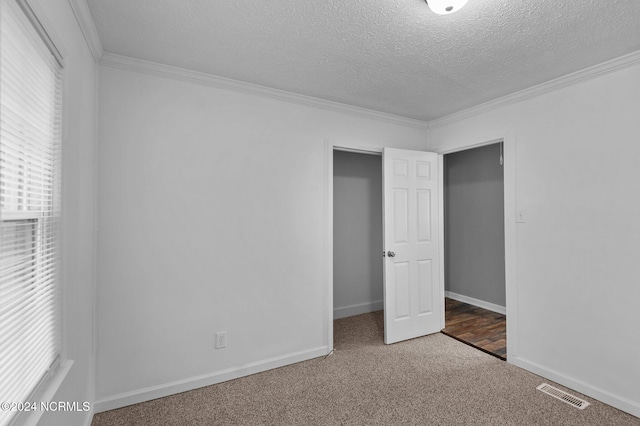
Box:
428, 60, 640, 417
95, 62, 426, 409
28, 1, 98, 425
333, 151, 383, 319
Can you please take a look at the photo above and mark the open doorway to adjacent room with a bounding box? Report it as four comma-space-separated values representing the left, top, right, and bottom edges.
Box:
441, 142, 507, 360
329, 143, 509, 357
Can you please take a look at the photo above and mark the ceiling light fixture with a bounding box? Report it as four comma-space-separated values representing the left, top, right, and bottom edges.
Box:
425, 0, 468, 15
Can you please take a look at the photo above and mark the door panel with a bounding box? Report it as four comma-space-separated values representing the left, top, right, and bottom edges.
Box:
393, 189, 408, 243
417, 259, 433, 315
383, 148, 442, 344
393, 262, 410, 319
417, 190, 431, 241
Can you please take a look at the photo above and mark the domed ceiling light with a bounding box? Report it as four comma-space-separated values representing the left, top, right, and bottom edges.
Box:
425, 0, 468, 15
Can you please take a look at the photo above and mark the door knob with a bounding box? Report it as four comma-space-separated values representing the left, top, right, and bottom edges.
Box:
387, 251, 395, 258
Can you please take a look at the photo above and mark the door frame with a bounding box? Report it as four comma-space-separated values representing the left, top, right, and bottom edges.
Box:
326, 140, 383, 353
435, 133, 518, 362
325, 134, 517, 361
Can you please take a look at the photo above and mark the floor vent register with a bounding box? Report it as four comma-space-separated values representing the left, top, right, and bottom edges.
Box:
537, 383, 590, 409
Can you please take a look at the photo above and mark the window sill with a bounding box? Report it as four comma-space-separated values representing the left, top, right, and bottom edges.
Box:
18, 360, 74, 426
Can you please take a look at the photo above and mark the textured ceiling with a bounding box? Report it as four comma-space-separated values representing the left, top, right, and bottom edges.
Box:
86, 0, 640, 121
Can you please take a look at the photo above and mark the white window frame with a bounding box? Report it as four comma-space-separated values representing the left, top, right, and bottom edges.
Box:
0, 0, 66, 425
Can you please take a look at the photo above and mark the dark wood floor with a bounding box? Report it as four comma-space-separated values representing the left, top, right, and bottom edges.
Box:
441, 297, 506, 360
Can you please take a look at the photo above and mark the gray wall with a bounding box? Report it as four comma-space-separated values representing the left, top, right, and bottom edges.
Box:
444, 143, 505, 306
333, 151, 383, 318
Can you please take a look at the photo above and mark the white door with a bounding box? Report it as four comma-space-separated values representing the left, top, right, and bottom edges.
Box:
383, 148, 442, 344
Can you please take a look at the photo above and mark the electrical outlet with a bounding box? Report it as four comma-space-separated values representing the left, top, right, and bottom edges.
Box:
215, 331, 227, 349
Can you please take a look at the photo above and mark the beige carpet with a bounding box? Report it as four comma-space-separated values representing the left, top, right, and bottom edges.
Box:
92, 311, 639, 425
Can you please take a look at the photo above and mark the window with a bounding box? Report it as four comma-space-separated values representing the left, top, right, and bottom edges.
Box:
0, 0, 63, 424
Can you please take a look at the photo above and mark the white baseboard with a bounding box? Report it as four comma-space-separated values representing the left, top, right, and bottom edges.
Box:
334, 300, 383, 319
94, 346, 328, 413
445, 291, 506, 315
511, 356, 640, 418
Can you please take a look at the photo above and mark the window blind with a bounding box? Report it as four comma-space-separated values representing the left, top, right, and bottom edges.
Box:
0, 0, 62, 424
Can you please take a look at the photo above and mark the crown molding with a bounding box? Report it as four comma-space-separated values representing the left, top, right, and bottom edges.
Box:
98, 52, 428, 130
428, 49, 640, 129
68, 0, 103, 62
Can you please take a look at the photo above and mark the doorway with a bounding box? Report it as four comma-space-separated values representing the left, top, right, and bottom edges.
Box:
441, 143, 507, 359
332, 149, 383, 323
326, 139, 515, 357
330, 146, 443, 347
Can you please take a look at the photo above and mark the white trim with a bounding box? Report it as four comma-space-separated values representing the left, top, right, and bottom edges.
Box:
324, 140, 334, 353
333, 146, 383, 156
511, 356, 640, 418
22, 0, 67, 65
94, 346, 327, 413
444, 291, 506, 315
324, 139, 333, 354
437, 138, 504, 155
90, 55, 100, 414
502, 132, 518, 360
21, 360, 73, 426
428, 49, 640, 129
437, 155, 445, 330
67, 0, 104, 61
433, 132, 518, 360
334, 300, 383, 319
98, 53, 428, 130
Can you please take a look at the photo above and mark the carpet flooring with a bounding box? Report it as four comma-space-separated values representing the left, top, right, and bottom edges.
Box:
92, 311, 639, 425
